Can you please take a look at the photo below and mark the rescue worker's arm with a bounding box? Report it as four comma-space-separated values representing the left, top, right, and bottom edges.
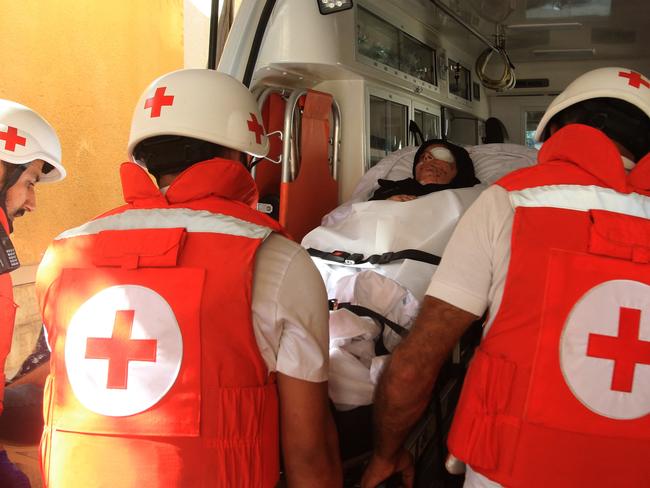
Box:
9, 362, 49, 387
361, 296, 478, 488
277, 374, 342, 488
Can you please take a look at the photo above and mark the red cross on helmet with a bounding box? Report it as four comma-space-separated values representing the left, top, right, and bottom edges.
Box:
535, 67, 650, 143
128, 69, 269, 164
0, 99, 65, 182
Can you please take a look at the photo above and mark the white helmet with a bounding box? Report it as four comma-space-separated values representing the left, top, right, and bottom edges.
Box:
128, 69, 269, 165
535, 67, 650, 143
0, 99, 65, 182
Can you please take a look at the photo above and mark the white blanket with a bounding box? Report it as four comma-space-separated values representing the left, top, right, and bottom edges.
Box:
303, 185, 483, 256
303, 185, 484, 299
303, 187, 484, 410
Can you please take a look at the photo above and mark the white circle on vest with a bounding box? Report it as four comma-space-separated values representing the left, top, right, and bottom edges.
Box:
65, 284, 183, 417
560, 279, 650, 420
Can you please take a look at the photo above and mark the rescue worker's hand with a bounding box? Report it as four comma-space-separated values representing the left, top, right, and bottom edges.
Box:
387, 194, 417, 202
361, 448, 414, 488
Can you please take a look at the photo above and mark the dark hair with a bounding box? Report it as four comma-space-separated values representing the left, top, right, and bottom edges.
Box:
543, 97, 650, 161
132, 135, 235, 180
413, 139, 480, 187
483, 117, 508, 143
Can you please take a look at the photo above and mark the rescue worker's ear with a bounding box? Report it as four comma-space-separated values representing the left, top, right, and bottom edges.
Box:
548, 123, 560, 137
240, 152, 252, 168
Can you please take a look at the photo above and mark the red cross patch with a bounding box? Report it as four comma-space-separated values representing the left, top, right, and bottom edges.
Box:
0, 126, 27, 152
618, 71, 650, 89
144, 87, 175, 118
561, 280, 650, 420
247, 113, 264, 144
85, 310, 158, 390
65, 284, 183, 417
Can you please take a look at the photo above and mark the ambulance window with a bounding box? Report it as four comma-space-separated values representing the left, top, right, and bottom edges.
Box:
357, 7, 400, 70
414, 109, 441, 140
399, 33, 436, 85
525, 110, 544, 149
449, 60, 472, 101
369, 95, 408, 166
357, 6, 437, 86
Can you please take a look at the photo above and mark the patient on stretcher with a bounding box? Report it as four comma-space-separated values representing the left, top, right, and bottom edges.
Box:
302, 142, 539, 411
370, 139, 480, 201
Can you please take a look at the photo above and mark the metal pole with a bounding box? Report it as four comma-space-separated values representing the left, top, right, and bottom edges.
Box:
429, 0, 499, 53
243, 0, 277, 87
207, 0, 220, 69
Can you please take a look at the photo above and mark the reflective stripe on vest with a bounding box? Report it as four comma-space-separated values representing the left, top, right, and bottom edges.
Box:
510, 184, 650, 217
55, 208, 273, 241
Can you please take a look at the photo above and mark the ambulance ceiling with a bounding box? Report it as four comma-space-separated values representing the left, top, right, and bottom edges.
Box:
401, 0, 650, 63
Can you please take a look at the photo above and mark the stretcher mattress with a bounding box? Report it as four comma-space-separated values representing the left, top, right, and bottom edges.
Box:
303, 143, 538, 409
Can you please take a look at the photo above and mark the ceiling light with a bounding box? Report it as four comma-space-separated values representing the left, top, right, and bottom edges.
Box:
506, 22, 582, 30
532, 48, 596, 59
317, 0, 353, 15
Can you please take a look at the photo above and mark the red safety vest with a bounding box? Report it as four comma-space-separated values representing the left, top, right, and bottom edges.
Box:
37, 159, 284, 488
0, 209, 17, 415
448, 125, 650, 488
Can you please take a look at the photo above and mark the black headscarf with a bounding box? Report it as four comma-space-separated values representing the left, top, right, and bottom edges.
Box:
370, 139, 480, 201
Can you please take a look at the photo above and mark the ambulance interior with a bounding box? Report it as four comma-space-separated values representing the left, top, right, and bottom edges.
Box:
216, 0, 650, 484
5, 0, 650, 487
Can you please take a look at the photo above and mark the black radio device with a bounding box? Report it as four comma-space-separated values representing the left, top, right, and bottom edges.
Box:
0, 225, 19, 275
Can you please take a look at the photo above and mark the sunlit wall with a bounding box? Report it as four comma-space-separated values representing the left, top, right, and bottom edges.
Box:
0, 0, 184, 265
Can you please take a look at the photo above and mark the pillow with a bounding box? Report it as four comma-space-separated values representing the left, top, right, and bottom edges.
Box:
467, 143, 538, 185
350, 143, 538, 202
321, 143, 538, 228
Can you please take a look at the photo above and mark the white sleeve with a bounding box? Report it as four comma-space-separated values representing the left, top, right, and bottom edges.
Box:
426, 185, 513, 316
252, 234, 330, 382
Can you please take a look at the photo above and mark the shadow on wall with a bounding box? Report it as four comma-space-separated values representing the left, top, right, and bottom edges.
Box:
483, 117, 509, 144
5, 284, 41, 381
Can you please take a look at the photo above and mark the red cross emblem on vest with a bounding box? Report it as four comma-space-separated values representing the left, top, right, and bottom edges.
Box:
145, 87, 175, 118
587, 307, 650, 393
0, 126, 27, 152
66, 284, 183, 417
618, 71, 650, 89
560, 279, 650, 420
85, 310, 158, 389
247, 113, 264, 144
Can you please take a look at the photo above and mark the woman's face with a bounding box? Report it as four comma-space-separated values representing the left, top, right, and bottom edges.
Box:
414, 144, 457, 185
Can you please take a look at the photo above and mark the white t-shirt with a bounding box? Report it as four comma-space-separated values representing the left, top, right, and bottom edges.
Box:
426, 185, 514, 334
252, 233, 330, 383
165, 185, 329, 383
425, 185, 515, 488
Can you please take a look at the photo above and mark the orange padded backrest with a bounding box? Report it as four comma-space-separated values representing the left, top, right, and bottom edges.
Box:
279, 90, 338, 242
256, 92, 284, 198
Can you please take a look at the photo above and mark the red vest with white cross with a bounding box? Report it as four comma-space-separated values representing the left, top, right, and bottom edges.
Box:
37, 158, 283, 488
0, 209, 16, 415
448, 124, 650, 488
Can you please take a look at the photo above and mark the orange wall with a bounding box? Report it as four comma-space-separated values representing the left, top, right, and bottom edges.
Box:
0, 1, 184, 264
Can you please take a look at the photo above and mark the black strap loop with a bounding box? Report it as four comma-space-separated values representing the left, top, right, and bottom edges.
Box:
329, 299, 409, 338
308, 247, 441, 267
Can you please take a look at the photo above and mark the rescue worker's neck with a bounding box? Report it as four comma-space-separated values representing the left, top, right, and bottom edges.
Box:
157, 172, 181, 188
613, 140, 636, 171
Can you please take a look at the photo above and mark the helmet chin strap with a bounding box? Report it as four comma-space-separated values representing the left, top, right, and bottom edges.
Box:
621, 155, 636, 171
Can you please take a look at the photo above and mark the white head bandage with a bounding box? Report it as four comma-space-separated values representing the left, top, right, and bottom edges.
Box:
428, 146, 455, 163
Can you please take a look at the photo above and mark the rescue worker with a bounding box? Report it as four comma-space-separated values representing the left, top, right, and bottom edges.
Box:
35, 69, 342, 488
362, 67, 650, 488
0, 100, 65, 487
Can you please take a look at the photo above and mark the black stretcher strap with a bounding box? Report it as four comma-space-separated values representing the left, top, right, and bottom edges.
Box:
329, 300, 409, 338
308, 247, 441, 266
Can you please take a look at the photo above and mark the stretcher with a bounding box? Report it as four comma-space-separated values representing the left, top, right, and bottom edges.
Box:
302, 143, 537, 486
